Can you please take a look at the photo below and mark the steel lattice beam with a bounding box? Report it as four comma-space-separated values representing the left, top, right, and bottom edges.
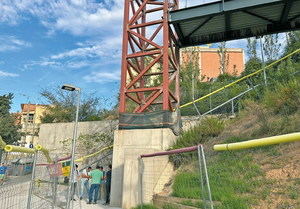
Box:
119, 0, 180, 113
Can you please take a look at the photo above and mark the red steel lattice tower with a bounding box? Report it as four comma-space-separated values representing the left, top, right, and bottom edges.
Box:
119, 0, 180, 113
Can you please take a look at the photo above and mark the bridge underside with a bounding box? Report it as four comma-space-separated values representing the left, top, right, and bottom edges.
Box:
170, 0, 300, 47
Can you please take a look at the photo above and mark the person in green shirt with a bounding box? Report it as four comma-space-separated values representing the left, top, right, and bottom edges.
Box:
87, 165, 103, 204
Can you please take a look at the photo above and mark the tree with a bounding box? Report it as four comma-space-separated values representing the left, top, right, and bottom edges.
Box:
180, 48, 200, 104
263, 34, 281, 61
285, 31, 300, 62
218, 41, 229, 74
0, 94, 20, 144
246, 37, 258, 59
40, 88, 107, 123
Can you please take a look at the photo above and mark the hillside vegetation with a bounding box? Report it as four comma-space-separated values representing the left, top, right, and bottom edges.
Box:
134, 36, 300, 209
164, 76, 300, 209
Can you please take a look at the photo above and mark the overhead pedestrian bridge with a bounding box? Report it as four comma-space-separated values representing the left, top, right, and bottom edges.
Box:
170, 0, 300, 47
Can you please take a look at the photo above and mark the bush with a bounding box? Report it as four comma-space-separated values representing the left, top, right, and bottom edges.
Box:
264, 79, 300, 115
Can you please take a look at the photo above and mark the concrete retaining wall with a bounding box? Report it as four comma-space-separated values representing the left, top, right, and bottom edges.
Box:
38, 120, 117, 152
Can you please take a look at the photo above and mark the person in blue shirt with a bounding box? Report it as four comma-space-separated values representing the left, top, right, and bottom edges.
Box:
0, 163, 8, 183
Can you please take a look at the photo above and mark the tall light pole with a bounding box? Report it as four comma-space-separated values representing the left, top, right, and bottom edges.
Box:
61, 84, 81, 209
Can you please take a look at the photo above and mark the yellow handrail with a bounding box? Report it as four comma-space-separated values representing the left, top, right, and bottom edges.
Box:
180, 48, 300, 109
0, 136, 6, 149
4, 145, 36, 154
213, 132, 300, 151
35, 145, 53, 163
75, 145, 113, 163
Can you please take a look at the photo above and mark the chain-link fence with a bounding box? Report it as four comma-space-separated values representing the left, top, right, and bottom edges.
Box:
0, 151, 34, 209
0, 147, 113, 209
140, 145, 213, 209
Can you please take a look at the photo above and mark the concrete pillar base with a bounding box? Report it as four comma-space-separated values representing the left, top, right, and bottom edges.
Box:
110, 128, 177, 209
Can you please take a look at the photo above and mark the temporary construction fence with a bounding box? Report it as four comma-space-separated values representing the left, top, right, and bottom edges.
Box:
138, 133, 300, 209
0, 144, 113, 209
28, 146, 113, 209
140, 145, 213, 209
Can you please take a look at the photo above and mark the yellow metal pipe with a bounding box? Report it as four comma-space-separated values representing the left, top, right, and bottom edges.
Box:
214, 132, 300, 151
0, 136, 6, 149
4, 145, 36, 154
180, 48, 300, 109
35, 145, 52, 163
75, 145, 113, 163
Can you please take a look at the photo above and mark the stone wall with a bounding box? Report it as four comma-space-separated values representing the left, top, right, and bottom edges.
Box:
38, 120, 117, 154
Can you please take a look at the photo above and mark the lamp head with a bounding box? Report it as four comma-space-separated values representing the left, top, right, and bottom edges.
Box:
61, 84, 80, 91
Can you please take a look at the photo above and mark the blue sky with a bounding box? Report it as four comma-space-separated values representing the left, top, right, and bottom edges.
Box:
0, 0, 124, 112
0, 0, 285, 112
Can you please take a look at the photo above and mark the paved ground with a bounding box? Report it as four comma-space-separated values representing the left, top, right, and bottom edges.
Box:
73, 200, 121, 209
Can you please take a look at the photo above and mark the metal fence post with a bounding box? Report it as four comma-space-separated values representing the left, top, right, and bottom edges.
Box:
200, 145, 214, 209
139, 157, 144, 208
197, 145, 207, 209
231, 99, 235, 115
27, 152, 38, 209
52, 157, 58, 209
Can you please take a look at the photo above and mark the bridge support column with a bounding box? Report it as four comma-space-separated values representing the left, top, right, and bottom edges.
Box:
110, 128, 177, 208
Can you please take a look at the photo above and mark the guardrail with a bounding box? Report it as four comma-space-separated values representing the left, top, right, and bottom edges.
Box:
180, 48, 300, 109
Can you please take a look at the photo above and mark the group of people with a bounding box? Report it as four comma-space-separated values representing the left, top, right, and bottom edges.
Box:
72, 164, 112, 205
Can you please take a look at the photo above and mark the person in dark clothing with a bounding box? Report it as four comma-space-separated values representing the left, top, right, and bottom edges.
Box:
105, 165, 112, 205
29, 142, 34, 148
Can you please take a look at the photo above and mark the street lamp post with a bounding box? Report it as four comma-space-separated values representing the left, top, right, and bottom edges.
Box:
61, 84, 81, 209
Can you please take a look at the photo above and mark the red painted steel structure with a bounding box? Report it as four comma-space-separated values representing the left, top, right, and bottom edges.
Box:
119, 0, 180, 113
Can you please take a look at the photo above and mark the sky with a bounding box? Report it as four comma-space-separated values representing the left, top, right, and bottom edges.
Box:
0, 0, 283, 112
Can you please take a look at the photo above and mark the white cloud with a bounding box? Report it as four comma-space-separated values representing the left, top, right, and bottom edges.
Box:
0, 35, 31, 52
51, 35, 121, 59
0, 0, 123, 36
0, 70, 19, 77
83, 70, 120, 83
27, 34, 122, 70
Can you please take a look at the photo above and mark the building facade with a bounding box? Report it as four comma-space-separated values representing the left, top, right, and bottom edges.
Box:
19, 104, 48, 146
180, 46, 245, 81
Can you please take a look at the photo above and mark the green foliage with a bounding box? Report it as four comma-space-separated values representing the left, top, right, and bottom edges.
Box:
285, 31, 300, 62
172, 172, 201, 198
263, 79, 300, 115
263, 34, 281, 61
170, 117, 224, 151
162, 204, 179, 209
40, 88, 114, 123
246, 37, 258, 59
181, 200, 204, 208
0, 94, 20, 144
132, 204, 158, 209
171, 152, 269, 209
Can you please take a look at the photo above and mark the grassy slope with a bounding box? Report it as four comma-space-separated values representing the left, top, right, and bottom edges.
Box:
168, 79, 300, 209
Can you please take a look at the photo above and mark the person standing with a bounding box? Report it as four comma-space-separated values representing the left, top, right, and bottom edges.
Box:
105, 165, 112, 205
29, 142, 34, 149
99, 166, 104, 201
88, 165, 103, 204
71, 164, 80, 200
0, 163, 8, 184
80, 166, 91, 200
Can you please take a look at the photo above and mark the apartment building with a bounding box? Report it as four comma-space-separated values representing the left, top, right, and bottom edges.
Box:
180, 46, 245, 81
19, 104, 48, 146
